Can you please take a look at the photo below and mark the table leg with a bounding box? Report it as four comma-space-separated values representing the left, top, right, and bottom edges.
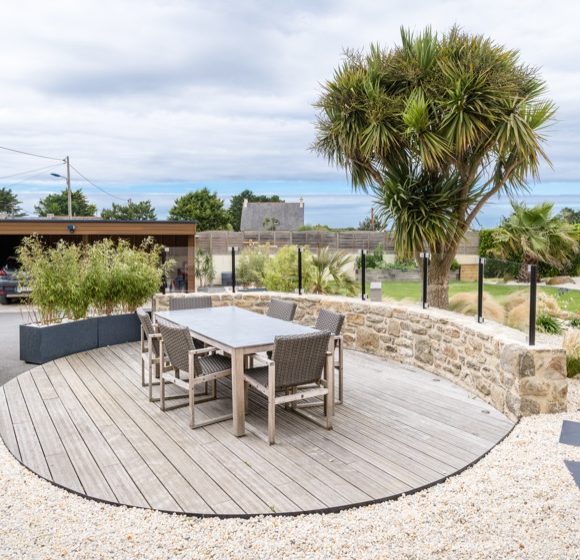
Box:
232, 348, 246, 437
326, 342, 335, 423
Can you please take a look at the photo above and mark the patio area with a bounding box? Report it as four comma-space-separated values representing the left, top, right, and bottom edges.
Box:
0, 342, 513, 516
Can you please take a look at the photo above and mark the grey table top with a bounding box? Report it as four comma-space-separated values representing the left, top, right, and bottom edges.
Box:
156, 306, 316, 350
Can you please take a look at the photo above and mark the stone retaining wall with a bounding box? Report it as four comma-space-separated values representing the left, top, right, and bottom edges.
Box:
153, 292, 568, 421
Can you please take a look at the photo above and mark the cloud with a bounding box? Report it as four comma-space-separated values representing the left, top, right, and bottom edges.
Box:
0, 0, 579, 202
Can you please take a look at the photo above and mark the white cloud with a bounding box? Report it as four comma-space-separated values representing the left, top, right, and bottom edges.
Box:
0, 0, 579, 196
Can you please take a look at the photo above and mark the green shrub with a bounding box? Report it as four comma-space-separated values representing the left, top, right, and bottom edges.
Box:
263, 245, 315, 292
194, 249, 215, 287
311, 248, 356, 296
236, 244, 269, 287
17, 235, 168, 324
570, 317, 580, 329
568, 357, 580, 378
536, 313, 562, 334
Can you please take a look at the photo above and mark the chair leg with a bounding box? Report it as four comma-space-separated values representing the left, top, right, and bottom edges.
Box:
189, 383, 195, 429
244, 382, 249, 411
337, 339, 344, 404
141, 359, 145, 387
148, 362, 154, 402
160, 377, 166, 410
212, 379, 217, 400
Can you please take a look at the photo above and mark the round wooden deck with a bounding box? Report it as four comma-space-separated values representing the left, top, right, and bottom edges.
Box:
0, 343, 513, 516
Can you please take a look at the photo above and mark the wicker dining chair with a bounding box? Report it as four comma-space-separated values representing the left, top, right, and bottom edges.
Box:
169, 295, 213, 311
266, 299, 297, 322
137, 308, 162, 394
157, 319, 233, 429
169, 294, 212, 349
244, 330, 333, 444
316, 309, 346, 403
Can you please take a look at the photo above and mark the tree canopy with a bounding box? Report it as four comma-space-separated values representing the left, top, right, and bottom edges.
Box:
168, 188, 231, 231
313, 26, 556, 307
35, 188, 97, 217
558, 207, 580, 224
101, 200, 157, 221
228, 189, 283, 231
0, 187, 24, 216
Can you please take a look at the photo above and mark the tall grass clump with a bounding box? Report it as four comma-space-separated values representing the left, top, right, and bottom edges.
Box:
563, 329, 580, 377
448, 292, 505, 323
17, 236, 169, 325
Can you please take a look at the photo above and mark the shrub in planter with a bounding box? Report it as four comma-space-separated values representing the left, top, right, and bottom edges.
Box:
236, 244, 270, 288
264, 245, 315, 292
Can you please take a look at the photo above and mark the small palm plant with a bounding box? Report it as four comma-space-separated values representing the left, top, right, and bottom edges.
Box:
491, 202, 578, 280
311, 248, 356, 295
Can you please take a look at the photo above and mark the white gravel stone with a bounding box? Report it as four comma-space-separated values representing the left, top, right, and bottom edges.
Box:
1, 381, 580, 559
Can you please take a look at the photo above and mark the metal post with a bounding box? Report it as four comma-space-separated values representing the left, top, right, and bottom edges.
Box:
421, 252, 430, 309
361, 249, 367, 300
231, 246, 236, 293
529, 264, 537, 346
65, 156, 72, 218
297, 247, 303, 295
477, 257, 485, 323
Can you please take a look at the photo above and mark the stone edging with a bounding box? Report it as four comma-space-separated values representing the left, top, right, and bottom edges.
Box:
153, 292, 568, 420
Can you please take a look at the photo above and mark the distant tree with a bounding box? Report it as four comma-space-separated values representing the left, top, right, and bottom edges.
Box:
101, 200, 157, 221
491, 202, 577, 280
262, 217, 280, 231
558, 207, 580, 224
35, 188, 97, 217
0, 187, 24, 216
228, 189, 283, 231
298, 224, 333, 231
358, 213, 385, 231
168, 188, 231, 231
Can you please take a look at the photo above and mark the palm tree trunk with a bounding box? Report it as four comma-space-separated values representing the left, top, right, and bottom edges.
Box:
426, 252, 455, 309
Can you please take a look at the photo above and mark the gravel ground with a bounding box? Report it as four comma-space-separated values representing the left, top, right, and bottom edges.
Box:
0, 380, 578, 559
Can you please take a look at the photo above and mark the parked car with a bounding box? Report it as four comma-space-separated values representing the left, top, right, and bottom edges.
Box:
0, 257, 30, 304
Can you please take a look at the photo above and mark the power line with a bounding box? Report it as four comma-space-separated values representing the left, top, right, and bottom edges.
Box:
0, 145, 63, 162
69, 164, 127, 202
0, 163, 64, 181
3, 163, 64, 189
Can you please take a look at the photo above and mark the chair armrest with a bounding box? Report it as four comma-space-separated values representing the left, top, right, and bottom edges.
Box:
149, 333, 162, 340
191, 346, 218, 356
248, 353, 274, 367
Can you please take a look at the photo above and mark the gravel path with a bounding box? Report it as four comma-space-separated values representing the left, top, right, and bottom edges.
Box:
1, 383, 579, 559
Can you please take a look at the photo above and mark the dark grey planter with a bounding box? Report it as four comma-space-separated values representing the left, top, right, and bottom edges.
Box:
97, 313, 140, 347
20, 318, 98, 364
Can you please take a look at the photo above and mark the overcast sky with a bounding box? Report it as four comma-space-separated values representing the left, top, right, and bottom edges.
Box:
0, 0, 578, 223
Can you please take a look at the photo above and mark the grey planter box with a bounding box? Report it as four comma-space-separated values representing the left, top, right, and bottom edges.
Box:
20, 318, 98, 364
97, 313, 140, 347
20, 313, 141, 364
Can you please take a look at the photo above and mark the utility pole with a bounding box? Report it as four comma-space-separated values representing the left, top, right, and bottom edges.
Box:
65, 156, 72, 218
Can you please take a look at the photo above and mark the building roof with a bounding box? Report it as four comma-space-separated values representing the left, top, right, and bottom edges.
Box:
240, 201, 304, 231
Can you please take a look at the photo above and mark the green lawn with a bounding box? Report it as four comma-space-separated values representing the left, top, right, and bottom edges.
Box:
370, 280, 580, 314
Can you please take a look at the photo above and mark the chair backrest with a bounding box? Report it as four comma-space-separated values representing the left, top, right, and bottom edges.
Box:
267, 299, 297, 322
157, 319, 195, 373
137, 308, 159, 355
315, 309, 345, 336
169, 295, 213, 311
272, 330, 331, 389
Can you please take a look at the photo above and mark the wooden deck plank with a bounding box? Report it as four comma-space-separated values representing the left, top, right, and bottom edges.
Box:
0, 343, 513, 516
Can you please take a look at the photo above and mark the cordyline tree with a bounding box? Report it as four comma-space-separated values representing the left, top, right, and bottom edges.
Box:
313, 26, 556, 308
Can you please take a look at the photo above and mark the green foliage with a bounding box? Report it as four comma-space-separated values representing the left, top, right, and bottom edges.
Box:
35, 188, 97, 217
356, 244, 385, 269
358, 214, 385, 231
450, 259, 460, 272
297, 224, 333, 231
311, 248, 356, 295
535, 313, 562, 334
262, 217, 280, 231
570, 318, 580, 329
313, 25, 556, 305
263, 246, 315, 292
491, 202, 578, 276
567, 357, 580, 378
236, 245, 270, 287
194, 249, 215, 287
101, 200, 156, 221
169, 188, 231, 231
479, 229, 497, 257
0, 187, 24, 216
558, 207, 580, 224
17, 236, 168, 324
227, 189, 283, 231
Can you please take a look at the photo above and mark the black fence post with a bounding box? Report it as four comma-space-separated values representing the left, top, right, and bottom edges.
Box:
297, 247, 303, 295
529, 264, 537, 346
477, 257, 485, 323
361, 249, 367, 300
421, 252, 430, 309
231, 246, 237, 293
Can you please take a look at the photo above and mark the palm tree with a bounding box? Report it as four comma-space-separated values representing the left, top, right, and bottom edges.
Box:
311, 248, 356, 295
313, 26, 556, 308
491, 202, 578, 280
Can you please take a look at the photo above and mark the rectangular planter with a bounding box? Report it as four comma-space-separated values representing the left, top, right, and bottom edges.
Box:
97, 313, 140, 347
20, 318, 99, 364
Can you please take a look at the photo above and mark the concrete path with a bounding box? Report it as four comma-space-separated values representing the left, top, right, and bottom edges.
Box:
0, 306, 29, 385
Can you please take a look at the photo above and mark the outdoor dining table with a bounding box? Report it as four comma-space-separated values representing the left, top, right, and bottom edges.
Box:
155, 305, 331, 437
